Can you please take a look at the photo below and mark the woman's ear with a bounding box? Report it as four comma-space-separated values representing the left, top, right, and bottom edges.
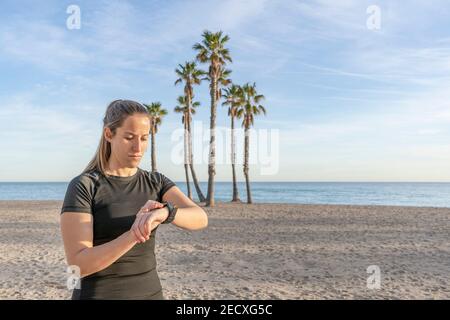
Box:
104, 127, 112, 143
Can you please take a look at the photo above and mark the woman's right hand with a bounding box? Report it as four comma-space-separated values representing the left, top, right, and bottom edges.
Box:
130, 200, 165, 243
139, 200, 165, 213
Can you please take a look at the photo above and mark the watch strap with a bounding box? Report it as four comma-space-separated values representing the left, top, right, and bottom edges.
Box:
162, 201, 178, 224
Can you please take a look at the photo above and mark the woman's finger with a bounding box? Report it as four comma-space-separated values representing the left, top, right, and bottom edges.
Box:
145, 217, 153, 240
132, 228, 142, 243
133, 213, 147, 243
130, 218, 143, 243
142, 200, 164, 212
146, 219, 154, 240
130, 214, 142, 243
142, 215, 151, 239
138, 214, 151, 240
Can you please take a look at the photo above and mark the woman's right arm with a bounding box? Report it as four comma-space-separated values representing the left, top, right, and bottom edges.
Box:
60, 212, 138, 278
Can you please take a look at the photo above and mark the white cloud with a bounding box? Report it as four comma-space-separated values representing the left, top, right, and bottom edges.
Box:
0, 19, 89, 71
0, 90, 99, 150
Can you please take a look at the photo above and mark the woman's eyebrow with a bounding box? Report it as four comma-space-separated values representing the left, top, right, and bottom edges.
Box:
124, 131, 149, 136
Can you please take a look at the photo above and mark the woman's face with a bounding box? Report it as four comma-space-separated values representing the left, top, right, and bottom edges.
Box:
105, 114, 151, 167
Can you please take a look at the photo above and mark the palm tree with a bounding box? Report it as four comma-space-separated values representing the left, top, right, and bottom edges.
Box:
193, 30, 232, 207
222, 84, 243, 202
205, 67, 232, 105
174, 96, 196, 200
175, 61, 206, 202
143, 102, 168, 173
237, 83, 266, 204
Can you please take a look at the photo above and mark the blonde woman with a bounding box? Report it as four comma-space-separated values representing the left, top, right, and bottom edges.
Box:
60, 100, 208, 300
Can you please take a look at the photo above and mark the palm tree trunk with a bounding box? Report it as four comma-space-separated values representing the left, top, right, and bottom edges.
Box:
151, 126, 157, 173
187, 116, 206, 202
206, 77, 217, 207
231, 114, 240, 202
243, 126, 252, 204
184, 119, 192, 199
184, 164, 192, 199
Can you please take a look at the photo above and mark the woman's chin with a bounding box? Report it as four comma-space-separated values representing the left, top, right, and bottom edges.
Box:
127, 158, 141, 165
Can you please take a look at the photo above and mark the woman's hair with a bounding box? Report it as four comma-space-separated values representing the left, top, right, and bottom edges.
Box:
82, 99, 149, 175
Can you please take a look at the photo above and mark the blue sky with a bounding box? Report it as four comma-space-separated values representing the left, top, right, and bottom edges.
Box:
1, 0, 450, 182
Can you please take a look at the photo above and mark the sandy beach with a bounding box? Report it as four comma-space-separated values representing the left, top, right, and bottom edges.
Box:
0, 200, 448, 300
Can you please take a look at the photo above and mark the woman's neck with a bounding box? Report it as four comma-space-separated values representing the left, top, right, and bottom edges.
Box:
104, 164, 138, 177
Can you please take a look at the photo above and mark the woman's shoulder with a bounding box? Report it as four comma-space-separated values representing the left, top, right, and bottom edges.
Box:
144, 169, 165, 178
141, 169, 174, 186
69, 169, 101, 187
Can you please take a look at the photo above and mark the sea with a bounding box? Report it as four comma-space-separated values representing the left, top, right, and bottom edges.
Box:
0, 182, 449, 208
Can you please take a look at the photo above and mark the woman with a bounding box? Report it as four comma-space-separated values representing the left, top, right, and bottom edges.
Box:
60, 99, 208, 300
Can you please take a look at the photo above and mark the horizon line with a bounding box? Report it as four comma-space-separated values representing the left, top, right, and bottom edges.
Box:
2, 180, 450, 183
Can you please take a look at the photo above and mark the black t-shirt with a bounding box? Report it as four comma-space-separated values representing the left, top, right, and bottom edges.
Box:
60, 167, 176, 300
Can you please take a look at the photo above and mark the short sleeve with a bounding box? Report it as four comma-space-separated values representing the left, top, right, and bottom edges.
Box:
60, 174, 95, 215
156, 172, 176, 201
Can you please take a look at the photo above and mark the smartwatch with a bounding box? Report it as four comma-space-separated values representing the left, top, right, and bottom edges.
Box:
161, 201, 178, 224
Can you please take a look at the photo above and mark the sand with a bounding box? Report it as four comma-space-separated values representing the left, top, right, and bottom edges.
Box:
0, 201, 449, 299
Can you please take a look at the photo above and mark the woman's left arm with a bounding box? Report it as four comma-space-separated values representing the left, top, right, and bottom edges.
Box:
162, 186, 208, 231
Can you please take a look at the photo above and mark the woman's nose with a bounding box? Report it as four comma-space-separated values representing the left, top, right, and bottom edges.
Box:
133, 141, 142, 153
